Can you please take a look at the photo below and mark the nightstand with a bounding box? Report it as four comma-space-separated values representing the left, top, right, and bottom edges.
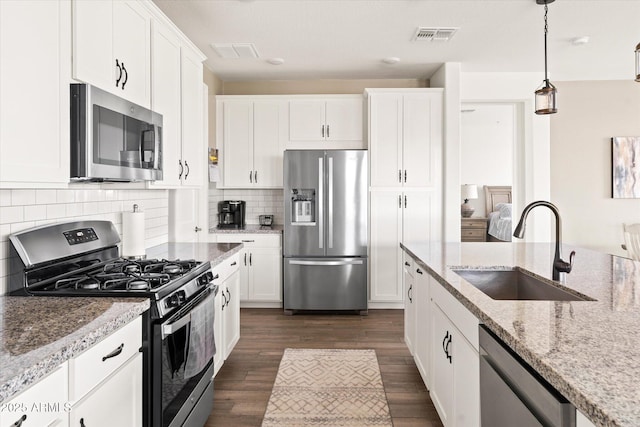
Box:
461, 217, 487, 242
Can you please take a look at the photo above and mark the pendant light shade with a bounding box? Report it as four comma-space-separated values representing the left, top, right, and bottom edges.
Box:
534, 0, 557, 115
635, 42, 640, 82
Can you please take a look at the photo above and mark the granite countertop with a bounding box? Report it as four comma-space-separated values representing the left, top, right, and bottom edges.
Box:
145, 242, 243, 264
209, 224, 283, 234
0, 297, 149, 403
401, 241, 640, 427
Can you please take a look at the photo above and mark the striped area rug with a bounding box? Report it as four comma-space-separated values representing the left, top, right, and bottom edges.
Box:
261, 348, 392, 427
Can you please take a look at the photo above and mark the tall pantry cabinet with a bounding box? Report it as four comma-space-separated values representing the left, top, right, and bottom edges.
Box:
367, 89, 443, 306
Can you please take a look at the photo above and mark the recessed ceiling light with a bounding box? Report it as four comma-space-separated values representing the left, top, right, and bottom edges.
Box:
571, 36, 590, 46
382, 57, 400, 65
267, 58, 285, 65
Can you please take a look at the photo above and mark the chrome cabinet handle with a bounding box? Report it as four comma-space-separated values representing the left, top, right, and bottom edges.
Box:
184, 161, 190, 179
102, 343, 124, 362
178, 160, 183, 179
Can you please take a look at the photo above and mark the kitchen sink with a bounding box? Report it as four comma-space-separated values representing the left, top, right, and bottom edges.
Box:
452, 268, 594, 301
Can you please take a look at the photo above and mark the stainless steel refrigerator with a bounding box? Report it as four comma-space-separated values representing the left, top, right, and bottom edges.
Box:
283, 149, 368, 313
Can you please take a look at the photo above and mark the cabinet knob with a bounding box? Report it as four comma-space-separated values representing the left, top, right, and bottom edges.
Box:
194, 226, 202, 232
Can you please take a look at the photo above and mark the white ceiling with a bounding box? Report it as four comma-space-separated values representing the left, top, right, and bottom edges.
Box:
152, 0, 640, 82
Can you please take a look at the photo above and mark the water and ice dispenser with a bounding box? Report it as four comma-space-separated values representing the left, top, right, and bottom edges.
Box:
291, 189, 315, 224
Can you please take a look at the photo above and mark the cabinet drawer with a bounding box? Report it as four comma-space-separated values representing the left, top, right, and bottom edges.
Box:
216, 234, 281, 247
0, 363, 68, 427
431, 279, 479, 351
69, 316, 142, 400
462, 229, 485, 238
462, 220, 486, 228
213, 252, 240, 284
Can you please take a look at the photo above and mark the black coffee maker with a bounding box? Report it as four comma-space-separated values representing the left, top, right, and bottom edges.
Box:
217, 200, 246, 229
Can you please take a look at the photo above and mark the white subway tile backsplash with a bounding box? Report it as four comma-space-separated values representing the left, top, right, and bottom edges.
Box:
36, 189, 57, 204
46, 204, 66, 219
0, 190, 10, 207
12, 189, 36, 205
0, 206, 24, 224
24, 205, 47, 221
65, 203, 83, 217
56, 189, 75, 203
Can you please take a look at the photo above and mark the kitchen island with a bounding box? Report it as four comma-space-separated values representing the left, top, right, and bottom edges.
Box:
402, 241, 640, 427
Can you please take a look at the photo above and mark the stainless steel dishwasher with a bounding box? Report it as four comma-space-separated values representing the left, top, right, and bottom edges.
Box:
479, 325, 576, 427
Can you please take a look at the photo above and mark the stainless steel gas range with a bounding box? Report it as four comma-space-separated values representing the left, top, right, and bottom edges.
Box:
8, 220, 217, 427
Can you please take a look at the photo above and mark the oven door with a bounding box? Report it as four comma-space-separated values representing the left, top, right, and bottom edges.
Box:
155, 286, 216, 427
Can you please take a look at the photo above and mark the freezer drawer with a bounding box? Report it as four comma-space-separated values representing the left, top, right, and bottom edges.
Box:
284, 257, 367, 311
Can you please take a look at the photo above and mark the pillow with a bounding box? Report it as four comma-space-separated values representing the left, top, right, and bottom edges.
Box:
495, 203, 512, 219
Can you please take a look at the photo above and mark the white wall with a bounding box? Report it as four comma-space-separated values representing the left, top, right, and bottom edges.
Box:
0, 187, 169, 295
460, 72, 552, 242
551, 80, 640, 256
461, 103, 514, 217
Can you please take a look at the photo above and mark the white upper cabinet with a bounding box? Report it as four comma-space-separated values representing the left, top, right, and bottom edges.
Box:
218, 97, 286, 189
0, 0, 71, 188
368, 89, 443, 188
149, 15, 206, 188
288, 96, 364, 149
73, 0, 151, 108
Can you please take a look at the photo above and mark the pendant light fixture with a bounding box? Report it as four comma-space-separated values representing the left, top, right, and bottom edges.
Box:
635, 42, 640, 82
534, 0, 557, 115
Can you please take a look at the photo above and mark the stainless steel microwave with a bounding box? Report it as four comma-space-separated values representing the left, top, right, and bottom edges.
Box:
70, 84, 163, 182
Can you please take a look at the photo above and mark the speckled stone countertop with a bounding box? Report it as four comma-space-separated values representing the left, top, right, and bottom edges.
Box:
0, 297, 149, 403
145, 242, 243, 265
401, 241, 640, 427
209, 224, 283, 234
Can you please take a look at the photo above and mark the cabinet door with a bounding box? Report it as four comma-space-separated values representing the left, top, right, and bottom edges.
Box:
0, 0, 70, 187
72, 0, 113, 93
414, 269, 431, 388
223, 271, 240, 358
289, 99, 325, 142
369, 93, 402, 187
69, 353, 143, 427
403, 255, 416, 354
150, 21, 182, 187
180, 47, 204, 187
402, 92, 442, 188
369, 191, 403, 302
253, 100, 285, 188
222, 100, 254, 187
213, 287, 224, 376
430, 303, 454, 427
402, 191, 439, 246
239, 248, 250, 300
325, 98, 362, 142
248, 247, 282, 301
453, 331, 480, 427
112, 0, 150, 107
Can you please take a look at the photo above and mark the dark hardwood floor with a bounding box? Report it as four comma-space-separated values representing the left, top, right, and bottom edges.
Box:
205, 308, 444, 427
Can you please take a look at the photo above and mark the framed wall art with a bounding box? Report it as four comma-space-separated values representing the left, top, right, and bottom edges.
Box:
612, 136, 640, 198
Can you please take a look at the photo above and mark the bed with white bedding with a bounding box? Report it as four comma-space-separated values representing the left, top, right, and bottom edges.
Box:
484, 186, 512, 242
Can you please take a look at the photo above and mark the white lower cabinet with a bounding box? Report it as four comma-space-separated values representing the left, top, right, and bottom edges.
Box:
0, 363, 68, 427
413, 266, 431, 389
68, 352, 142, 427
403, 254, 416, 354
215, 234, 283, 307
212, 253, 241, 377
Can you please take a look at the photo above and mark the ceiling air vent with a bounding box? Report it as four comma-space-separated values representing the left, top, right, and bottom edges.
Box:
413, 27, 459, 42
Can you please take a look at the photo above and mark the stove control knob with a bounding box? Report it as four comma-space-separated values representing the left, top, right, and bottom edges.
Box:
177, 291, 186, 304
166, 294, 180, 309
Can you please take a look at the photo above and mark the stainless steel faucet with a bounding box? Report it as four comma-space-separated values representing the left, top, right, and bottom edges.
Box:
513, 201, 575, 281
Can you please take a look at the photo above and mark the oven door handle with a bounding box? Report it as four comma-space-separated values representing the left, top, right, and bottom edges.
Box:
162, 313, 191, 339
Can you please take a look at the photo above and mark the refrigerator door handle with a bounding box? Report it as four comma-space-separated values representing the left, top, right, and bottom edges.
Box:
318, 156, 324, 249
288, 259, 364, 266
328, 156, 334, 249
